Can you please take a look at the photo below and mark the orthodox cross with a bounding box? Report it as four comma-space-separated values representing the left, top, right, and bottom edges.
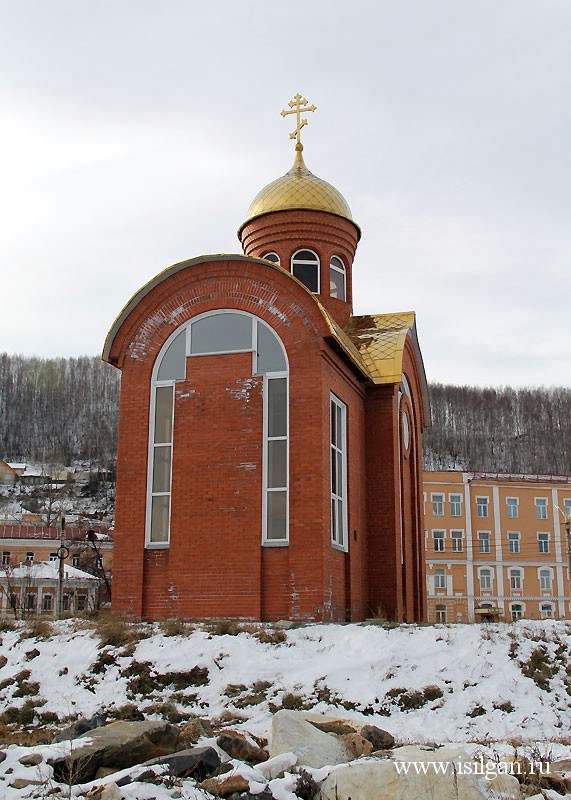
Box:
280, 93, 317, 146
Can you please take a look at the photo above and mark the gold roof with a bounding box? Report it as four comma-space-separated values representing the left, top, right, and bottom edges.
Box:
242, 144, 354, 227
346, 312, 419, 385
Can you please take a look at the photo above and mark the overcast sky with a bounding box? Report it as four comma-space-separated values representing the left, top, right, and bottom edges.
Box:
1, 1, 570, 388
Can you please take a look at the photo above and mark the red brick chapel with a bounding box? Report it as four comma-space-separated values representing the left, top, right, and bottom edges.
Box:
103, 96, 430, 623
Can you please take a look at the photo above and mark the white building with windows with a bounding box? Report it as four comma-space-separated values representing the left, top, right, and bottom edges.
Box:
0, 560, 99, 617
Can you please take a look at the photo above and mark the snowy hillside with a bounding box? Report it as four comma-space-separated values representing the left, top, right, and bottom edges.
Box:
1, 617, 571, 798
0, 617, 570, 745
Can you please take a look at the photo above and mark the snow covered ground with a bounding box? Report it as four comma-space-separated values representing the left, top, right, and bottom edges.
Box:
1, 618, 571, 798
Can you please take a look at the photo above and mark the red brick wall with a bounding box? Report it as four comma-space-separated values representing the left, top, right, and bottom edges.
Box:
239, 210, 359, 328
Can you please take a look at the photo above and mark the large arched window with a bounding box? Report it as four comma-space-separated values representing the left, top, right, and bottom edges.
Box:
291, 249, 320, 293
147, 310, 288, 547
329, 255, 346, 300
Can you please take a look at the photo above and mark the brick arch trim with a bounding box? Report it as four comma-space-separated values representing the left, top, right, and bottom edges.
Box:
103, 254, 337, 367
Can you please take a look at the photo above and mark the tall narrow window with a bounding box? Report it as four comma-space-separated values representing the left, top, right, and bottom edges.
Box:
509, 569, 522, 590
329, 256, 346, 300
539, 569, 552, 590
507, 532, 520, 554
149, 385, 174, 543
479, 568, 492, 590
291, 249, 320, 293
330, 394, 347, 549
478, 531, 491, 554
450, 494, 462, 517
264, 377, 288, 542
477, 497, 489, 518
433, 530, 445, 552
431, 494, 444, 516
147, 311, 289, 547
451, 530, 464, 552
535, 498, 548, 520
506, 497, 519, 518
434, 568, 446, 589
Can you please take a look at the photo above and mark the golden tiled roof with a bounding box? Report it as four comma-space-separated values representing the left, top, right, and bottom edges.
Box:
345, 312, 417, 384
243, 144, 353, 225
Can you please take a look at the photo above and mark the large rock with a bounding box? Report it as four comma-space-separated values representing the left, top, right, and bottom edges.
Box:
217, 730, 268, 764
48, 720, 182, 784
321, 747, 521, 800
270, 710, 354, 768
118, 746, 221, 783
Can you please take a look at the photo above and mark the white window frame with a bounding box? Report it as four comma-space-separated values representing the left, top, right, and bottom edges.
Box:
435, 604, 447, 623
535, 497, 548, 520
449, 493, 462, 517
431, 494, 444, 516
507, 532, 520, 554
540, 602, 554, 619
262, 252, 280, 265
506, 497, 519, 519
451, 529, 464, 553
330, 393, 348, 551
479, 568, 493, 590
291, 249, 320, 294
476, 496, 489, 518
329, 255, 346, 301
434, 568, 446, 589
509, 568, 522, 591
432, 530, 445, 552
510, 602, 524, 621
478, 531, 491, 554
146, 311, 289, 548
537, 532, 550, 554
539, 568, 552, 591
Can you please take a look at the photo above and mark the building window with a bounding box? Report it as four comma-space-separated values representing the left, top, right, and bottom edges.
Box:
291, 249, 320, 293
26, 593, 36, 610
564, 498, 571, 518
329, 255, 346, 300
507, 532, 520, 554
431, 494, 444, 516
478, 531, 491, 554
450, 494, 462, 517
9, 593, 18, 611
25, 551, 34, 563
434, 568, 446, 589
262, 252, 280, 264
451, 530, 464, 553
62, 594, 70, 611
265, 376, 288, 542
72, 554, 81, 567
510, 603, 524, 621
540, 603, 554, 619
538, 533, 550, 554
1, 551, 10, 565
509, 569, 522, 591
432, 530, 445, 552
330, 394, 347, 549
42, 594, 53, 611
535, 498, 548, 520
479, 568, 492, 590
506, 497, 519, 518
539, 569, 552, 591
148, 312, 289, 547
49, 552, 58, 561
77, 595, 87, 611
435, 604, 447, 623
476, 497, 489, 518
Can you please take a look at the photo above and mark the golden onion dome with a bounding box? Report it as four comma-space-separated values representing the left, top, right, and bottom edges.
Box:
242, 144, 353, 226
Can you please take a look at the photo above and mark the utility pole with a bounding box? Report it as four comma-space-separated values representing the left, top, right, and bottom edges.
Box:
57, 514, 69, 618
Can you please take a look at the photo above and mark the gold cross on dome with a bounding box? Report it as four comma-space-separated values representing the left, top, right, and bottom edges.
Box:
280, 93, 317, 146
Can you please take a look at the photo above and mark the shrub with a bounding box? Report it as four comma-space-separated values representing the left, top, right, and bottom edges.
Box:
160, 618, 193, 637
254, 628, 287, 645
208, 619, 243, 636
19, 618, 53, 641
520, 646, 558, 691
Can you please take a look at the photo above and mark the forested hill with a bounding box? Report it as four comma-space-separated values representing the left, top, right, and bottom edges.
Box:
0, 353, 569, 474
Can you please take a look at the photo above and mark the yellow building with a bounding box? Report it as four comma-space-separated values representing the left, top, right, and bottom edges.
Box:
424, 471, 571, 623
